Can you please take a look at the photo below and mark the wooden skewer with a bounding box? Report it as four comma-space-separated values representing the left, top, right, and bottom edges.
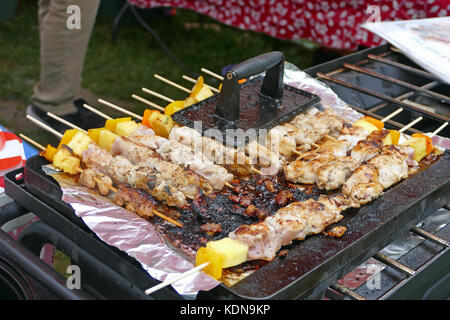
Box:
224, 182, 233, 188
46, 112, 87, 133
381, 108, 403, 122
131, 94, 165, 112
201, 68, 224, 81
82, 104, 113, 120
251, 168, 263, 175
26, 115, 63, 139
19, 133, 46, 151
431, 122, 448, 137
142, 88, 174, 103
154, 74, 192, 94
21, 135, 82, 174
98, 99, 143, 121
182, 75, 220, 93
145, 261, 210, 295
26, 117, 183, 228
399, 117, 422, 133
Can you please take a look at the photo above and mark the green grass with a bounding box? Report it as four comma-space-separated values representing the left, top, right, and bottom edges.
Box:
0, 0, 318, 145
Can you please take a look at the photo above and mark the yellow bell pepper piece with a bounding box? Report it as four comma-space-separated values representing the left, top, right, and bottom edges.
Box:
41, 144, 57, 162
164, 100, 185, 116
183, 97, 197, 108
389, 130, 400, 145
190, 76, 204, 98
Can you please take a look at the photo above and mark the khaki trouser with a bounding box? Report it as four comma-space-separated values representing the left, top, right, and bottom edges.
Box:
31, 0, 100, 115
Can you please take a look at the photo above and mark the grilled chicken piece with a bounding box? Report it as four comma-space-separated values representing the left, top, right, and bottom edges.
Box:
81, 144, 188, 208
267, 125, 297, 159
126, 134, 233, 190
284, 139, 351, 184
247, 139, 285, 175
316, 156, 360, 190
79, 168, 97, 189
111, 137, 207, 198
79, 168, 113, 196
169, 126, 254, 175
338, 124, 370, 149
342, 163, 383, 207
229, 194, 347, 261
114, 183, 157, 219
289, 107, 346, 143
368, 145, 410, 189
342, 145, 413, 206
229, 221, 282, 261
351, 139, 384, 163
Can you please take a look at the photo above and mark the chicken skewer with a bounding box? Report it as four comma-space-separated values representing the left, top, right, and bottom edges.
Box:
28, 113, 190, 208
315, 116, 422, 191
20, 128, 183, 227
90, 101, 235, 189
97, 97, 263, 177
229, 122, 446, 263
284, 108, 404, 185
145, 119, 446, 295
47, 111, 217, 199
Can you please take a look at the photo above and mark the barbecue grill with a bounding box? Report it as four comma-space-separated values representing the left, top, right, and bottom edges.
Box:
1, 44, 449, 300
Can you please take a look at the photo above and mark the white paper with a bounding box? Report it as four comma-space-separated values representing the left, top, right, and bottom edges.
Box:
362, 17, 450, 85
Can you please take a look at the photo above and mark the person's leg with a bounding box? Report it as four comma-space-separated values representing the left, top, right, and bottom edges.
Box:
31, 0, 100, 116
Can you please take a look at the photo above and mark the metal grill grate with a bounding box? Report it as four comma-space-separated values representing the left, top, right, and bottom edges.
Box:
303, 44, 450, 300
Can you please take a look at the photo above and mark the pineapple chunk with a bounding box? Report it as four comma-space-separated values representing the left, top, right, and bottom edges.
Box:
353, 119, 379, 133
66, 131, 92, 156
58, 129, 79, 149
148, 112, 174, 138
381, 132, 392, 145
87, 127, 107, 144
52, 145, 81, 175
193, 86, 214, 101
98, 129, 118, 151
115, 120, 140, 136
205, 237, 248, 269
196, 247, 223, 280
105, 117, 132, 132
403, 137, 427, 162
